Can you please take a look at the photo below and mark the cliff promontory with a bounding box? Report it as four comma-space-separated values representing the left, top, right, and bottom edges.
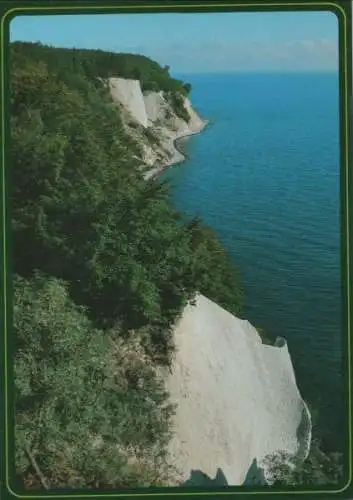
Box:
107, 76, 207, 179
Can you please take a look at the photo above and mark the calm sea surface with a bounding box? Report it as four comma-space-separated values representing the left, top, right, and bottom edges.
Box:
161, 72, 344, 449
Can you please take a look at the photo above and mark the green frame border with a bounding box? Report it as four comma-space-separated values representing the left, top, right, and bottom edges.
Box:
1, 0, 351, 498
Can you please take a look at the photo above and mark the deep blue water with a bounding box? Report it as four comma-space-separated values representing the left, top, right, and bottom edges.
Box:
162, 72, 344, 449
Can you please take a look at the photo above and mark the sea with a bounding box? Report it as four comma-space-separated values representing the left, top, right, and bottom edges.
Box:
161, 72, 344, 451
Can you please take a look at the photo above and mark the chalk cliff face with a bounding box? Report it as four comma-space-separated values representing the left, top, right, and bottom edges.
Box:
166, 294, 312, 485
108, 78, 149, 128
108, 77, 207, 179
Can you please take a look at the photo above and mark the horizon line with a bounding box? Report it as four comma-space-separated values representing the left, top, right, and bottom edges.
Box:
173, 69, 338, 75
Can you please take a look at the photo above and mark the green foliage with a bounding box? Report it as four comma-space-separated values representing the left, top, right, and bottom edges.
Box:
185, 217, 244, 317
264, 439, 344, 486
164, 91, 190, 123
11, 41, 191, 97
143, 125, 162, 146
11, 44, 243, 350
11, 41, 192, 121
14, 273, 175, 488
183, 82, 192, 94
256, 327, 274, 345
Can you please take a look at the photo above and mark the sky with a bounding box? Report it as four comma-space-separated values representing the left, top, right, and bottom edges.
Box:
10, 11, 339, 74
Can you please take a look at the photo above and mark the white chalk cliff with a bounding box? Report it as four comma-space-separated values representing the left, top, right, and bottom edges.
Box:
166, 294, 312, 485
108, 77, 207, 179
108, 78, 149, 128
107, 77, 311, 486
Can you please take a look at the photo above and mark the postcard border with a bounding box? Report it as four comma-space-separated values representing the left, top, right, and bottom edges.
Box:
1, 1, 351, 497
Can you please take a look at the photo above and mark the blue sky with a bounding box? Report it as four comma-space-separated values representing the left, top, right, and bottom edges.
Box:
10, 11, 338, 73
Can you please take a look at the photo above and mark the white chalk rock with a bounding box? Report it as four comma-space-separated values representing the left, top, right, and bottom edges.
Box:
108, 77, 148, 128
183, 96, 207, 133
143, 91, 167, 124
167, 293, 311, 485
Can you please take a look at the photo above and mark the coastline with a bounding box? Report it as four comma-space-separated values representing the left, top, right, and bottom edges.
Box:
143, 118, 210, 181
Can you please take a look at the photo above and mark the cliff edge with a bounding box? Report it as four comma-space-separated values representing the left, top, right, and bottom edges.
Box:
108, 78, 149, 128
108, 77, 207, 179
166, 293, 312, 485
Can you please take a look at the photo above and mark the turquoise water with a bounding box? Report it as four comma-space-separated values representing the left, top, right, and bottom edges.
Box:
162, 72, 344, 449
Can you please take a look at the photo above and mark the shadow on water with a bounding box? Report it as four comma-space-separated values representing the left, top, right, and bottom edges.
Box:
180, 458, 267, 487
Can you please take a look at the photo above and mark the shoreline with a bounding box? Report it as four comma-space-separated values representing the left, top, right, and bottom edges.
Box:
144, 118, 210, 181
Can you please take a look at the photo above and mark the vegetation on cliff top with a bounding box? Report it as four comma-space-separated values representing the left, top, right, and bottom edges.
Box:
11, 41, 192, 121
11, 41, 243, 489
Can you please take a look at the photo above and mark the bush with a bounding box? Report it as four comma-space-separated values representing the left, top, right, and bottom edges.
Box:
14, 273, 175, 489
263, 439, 344, 486
185, 217, 244, 317
256, 327, 274, 345
165, 91, 190, 123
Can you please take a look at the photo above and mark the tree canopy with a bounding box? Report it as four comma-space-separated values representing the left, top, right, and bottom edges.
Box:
11, 41, 191, 95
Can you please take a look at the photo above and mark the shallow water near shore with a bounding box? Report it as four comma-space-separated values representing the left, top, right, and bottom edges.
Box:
161, 72, 344, 450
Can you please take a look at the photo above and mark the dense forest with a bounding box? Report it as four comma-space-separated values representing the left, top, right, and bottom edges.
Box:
11, 41, 243, 489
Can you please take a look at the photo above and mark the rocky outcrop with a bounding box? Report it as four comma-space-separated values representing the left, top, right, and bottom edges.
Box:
107, 77, 207, 179
166, 294, 311, 485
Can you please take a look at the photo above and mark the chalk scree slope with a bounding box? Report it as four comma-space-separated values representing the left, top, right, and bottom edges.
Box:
166, 293, 311, 485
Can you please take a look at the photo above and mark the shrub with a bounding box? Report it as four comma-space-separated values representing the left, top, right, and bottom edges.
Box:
164, 91, 190, 123
14, 273, 175, 489
263, 439, 344, 486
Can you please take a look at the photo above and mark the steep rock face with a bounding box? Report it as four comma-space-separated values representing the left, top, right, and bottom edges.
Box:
183, 96, 207, 132
143, 90, 167, 124
108, 77, 149, 128
143, 90, 205, 135
166, 294, 311, 485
